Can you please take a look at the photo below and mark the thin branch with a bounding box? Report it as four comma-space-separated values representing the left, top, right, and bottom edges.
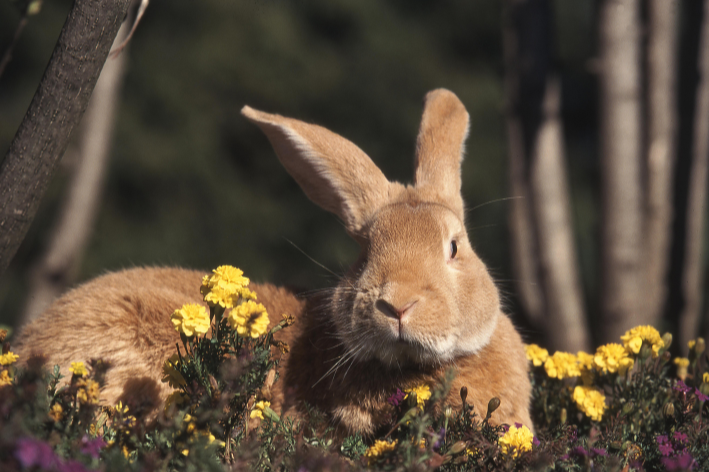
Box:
0, 15, 28, 79
0, 0, 133, 277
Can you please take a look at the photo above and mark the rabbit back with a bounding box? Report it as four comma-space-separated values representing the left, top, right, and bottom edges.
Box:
13, 267, 304, 411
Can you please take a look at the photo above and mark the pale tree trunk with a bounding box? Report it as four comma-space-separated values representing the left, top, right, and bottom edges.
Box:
530, 77, 590, 352
0, 0, 133, 277
644, 0, 679, 327
19, 19, 130, 324
503, 2, 545, 328
507, 117, 545, 328
683, 0, 709, 346
503, 0, 588, 351
598, 0, 644, 342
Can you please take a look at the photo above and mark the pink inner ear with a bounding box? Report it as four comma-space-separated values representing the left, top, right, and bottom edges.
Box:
241, 105, 397, 236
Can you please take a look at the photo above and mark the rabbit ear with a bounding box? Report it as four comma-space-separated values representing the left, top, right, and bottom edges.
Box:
241, 106, 395, 235
413, 89, 469, 217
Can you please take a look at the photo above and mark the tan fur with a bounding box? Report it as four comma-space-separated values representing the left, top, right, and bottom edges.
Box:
15, 89, 532, 434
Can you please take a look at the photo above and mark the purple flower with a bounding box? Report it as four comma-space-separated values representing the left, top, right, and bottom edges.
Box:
559, 454, 569, 461
674, 380, 692, 394
659, 443, 675, 457
432, 428, 446, 450
533, 436, 540, 447
662, 452, 696, 470
14, 437, 57, 469
695, 388, 709, 402
570, 446, 588, 457
590, 448, 608, 457
672, 431, 689, 445
387, 389, 405, 406
657, 435, 669, 445
80, 435, 106, 459
514, 422, 523, 428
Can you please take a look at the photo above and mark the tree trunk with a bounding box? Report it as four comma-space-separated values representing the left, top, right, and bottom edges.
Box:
0, 0, 132, 277
20, 19, 130, 324
598, 0, 643, 342
644, 0, 679, 328
503, 1, 545, 329
683, 0, 709, 346
503, 0, 588, 351
530, 77, 590, 352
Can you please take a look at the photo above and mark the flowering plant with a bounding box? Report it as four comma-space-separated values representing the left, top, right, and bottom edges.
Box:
1, 273, 709, 472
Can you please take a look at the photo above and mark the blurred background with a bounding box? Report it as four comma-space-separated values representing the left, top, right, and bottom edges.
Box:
1, 0, 707, 353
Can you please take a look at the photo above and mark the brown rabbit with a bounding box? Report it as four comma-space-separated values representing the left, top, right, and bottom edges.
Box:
14, 89, 532, 434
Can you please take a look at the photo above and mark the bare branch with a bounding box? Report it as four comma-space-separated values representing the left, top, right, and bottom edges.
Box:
20, 19, 130, 324
0, 0, 133, 277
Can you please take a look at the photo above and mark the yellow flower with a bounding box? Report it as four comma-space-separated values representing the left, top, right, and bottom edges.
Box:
704, 372, 709, 384
161, 354, 187, 388
0, 370, 11, 386
228, 301, 270, 338
498, 424, 534, 458
674, 357, 690, 380
76, 379, 100, 405
576, 351, 594, 370
573, 385, 606, 421
200, 265, 255, 309
404, 384, 432, 410
544, 352, 580, 379
621, 325, 664, 357
365, 439, 398, 465
594, 343, 634, 375
0, 352, 19, 366
171, 303, 210, 337
525, 344, 549, 367
689, 340, 696, 350
69, 361, 88, 377
49, 403, 64, 422
250, 400, 271, 419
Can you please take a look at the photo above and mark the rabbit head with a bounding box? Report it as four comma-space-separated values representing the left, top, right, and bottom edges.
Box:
242, 89, 500, 369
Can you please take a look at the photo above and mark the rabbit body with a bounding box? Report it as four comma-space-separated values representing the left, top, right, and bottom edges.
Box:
14, 89, 533, 433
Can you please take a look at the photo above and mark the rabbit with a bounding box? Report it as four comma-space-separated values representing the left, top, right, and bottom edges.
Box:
14, 89, 533, 435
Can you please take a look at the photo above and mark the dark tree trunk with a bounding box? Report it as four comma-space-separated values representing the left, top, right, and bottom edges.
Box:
0, 0, 132, 276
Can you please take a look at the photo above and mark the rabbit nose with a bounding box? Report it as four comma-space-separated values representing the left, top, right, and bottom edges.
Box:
376, 299, 418, 321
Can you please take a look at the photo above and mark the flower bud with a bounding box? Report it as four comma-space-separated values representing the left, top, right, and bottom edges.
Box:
454, 455, 468, 464
662, 332, 673, 351
661, 351, 672, 363
639, 343, 652, 359
487, 397, 500, 416
445, 406, 453, 419
460, 386, 468, 404
448, 441, 467, 455
560, 408, 567, 424
695, 337, 705, 355
663, 402, 675, 418
621, 401, 634, 415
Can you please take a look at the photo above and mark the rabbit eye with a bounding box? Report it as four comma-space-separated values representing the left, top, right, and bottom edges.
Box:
450, 240, 458, 259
